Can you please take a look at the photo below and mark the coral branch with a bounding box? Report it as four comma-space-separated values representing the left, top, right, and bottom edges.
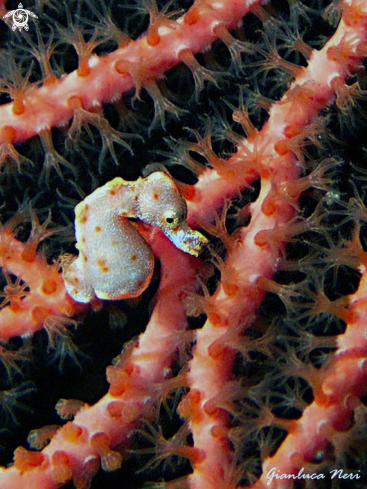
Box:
0, 227, 202, 488
0, 216, 86, 339
257, 265, 367, 488
182, 4, 367, 487
0, 0, 259, 146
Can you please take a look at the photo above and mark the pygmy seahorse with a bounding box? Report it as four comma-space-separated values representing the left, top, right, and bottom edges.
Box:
62, 171, 207, 303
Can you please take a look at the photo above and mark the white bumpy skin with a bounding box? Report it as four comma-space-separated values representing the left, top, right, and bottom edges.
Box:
62, 172, 208, 303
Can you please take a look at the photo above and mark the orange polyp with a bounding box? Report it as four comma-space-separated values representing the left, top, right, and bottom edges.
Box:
222, 281, 239, 297
147, 28, 160, 46
51, 451, 72, 484
43, 76, 58, 86
262, 199, 277, 216
77, 61, 91, 78
227, 283, 240, 297
13, 447, 45, 471
114, 59, 129, 76
254, 231, 269, 248
107, 401, 124, 419
224, 169, 237, 180
9, 302, 21, 312
189, 447, 206, 464
208, 341, 225, 360
12, 99, 25, 116
67, 96, 83, 110
184, 6, 200, 25
1, 125, 16, 143
63, 422, 83, 443
90, 432, 109, 448
274, 139, 290, 155
31, 306, 50, 324
326, 45, 358, 70
345, 309, 358, 324
181, 184, 196, 201
107, 368, 127, 397
260, 168, 271, 179
326, 46, 338, 62
284, 124, 303, 138
21, 245, 37, 263
330, 75, 346, 93
342, 4, 362, 27
203, 399, 219, 416
187, 390, 202, 409
210, 427, 230, 449
42, 279, 57, 295
107, 400, 140, 423
178, 389, 201, 419
90, 432, 122, 472
211, 425, 228, 439
124, 362, 136, 376
208, 312, 223, 327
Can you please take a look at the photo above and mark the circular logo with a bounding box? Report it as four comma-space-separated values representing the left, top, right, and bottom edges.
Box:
12, 8, 29, 31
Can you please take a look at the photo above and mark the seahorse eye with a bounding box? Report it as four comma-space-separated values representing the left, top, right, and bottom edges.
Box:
163, 211, 180, 228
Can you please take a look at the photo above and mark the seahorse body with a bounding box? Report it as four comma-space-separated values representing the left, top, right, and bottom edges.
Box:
62, 172, 207, 303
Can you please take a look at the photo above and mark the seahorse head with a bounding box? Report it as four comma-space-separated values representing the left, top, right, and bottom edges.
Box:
137, 172, 208, 256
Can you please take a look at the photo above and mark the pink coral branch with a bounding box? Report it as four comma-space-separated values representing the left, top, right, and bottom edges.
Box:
0, 220, 87, 339
0, 226, 202, 488
0, 0, 260, 145
181, 2, 367, 488
257, 265, 367, 488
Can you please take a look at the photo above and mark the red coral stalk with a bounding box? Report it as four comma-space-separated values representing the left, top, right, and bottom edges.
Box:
183, 4, 367, 487
0, 0, 259, 146
0, 227, 202, 488
0, 213, 86, 339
